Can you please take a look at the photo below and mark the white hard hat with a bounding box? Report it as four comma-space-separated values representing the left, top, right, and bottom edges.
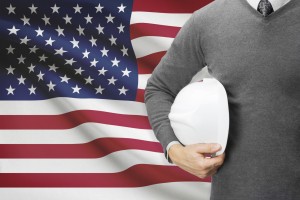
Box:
169, 78, 229, 156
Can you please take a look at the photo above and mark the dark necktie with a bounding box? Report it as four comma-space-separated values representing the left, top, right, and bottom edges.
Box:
257, 0, 274, 17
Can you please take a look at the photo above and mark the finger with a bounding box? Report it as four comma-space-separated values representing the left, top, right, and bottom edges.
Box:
194, 143, 222, 154
198, 168, 218, 179
203, 152, 217, 158
203, 154, 225, 169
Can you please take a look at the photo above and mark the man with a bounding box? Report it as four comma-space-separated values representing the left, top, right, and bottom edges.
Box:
144, 0, 299, 199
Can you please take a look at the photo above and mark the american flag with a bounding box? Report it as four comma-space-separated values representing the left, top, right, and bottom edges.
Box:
0, 0, 213, 199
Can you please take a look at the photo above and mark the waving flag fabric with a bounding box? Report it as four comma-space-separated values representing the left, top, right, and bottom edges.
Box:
0, 0, 213, 199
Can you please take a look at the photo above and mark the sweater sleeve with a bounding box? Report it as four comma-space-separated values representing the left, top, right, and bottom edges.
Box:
144, 13, 206, 160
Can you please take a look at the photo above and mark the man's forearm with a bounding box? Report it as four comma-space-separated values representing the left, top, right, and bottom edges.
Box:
144, 12, 206, 160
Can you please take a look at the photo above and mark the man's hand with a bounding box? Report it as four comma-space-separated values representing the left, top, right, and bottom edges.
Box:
168, 143, 225, 179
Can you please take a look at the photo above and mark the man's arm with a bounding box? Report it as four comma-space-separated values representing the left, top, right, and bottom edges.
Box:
144, 12, 225, 178
144, 13, 206, 158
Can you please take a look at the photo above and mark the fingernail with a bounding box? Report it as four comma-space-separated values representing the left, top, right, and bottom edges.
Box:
212, 144, 221, 151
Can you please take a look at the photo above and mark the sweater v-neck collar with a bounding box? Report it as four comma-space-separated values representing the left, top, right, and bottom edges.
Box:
247, 0, 291, 12
240, 0, 296, 21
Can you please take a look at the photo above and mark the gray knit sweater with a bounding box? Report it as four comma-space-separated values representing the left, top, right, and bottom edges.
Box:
144, 0, 300, 199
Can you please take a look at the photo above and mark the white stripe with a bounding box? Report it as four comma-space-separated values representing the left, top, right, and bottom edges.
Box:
132, 36, 174, 58
138, 74, 152, 89
130, 12, 192, 27
0, 150, 171, 173
0, 98, 147, 115
0, 123, 156, 144
0, 182, 211, 200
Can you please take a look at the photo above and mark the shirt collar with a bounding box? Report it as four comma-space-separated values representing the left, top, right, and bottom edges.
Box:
246, 0, 291, 11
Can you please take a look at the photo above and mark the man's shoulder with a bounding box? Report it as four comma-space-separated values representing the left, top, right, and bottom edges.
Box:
193, 0, 230, 20
190, 0, 236, 31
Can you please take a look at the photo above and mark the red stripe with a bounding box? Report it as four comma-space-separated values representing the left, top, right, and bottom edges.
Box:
0, 138, 162, 158
130, 23, 180, 40
0, 164, 211, 187
136, 89, 145, 103
137, 51, 166, 74
0, 110, 150, 130
133, 0, 213, 13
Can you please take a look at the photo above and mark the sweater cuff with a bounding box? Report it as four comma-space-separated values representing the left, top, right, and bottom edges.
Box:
156, 125, 180, 161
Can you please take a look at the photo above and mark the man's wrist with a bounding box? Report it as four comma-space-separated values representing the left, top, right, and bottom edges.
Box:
166, 141, 181, 163
169, 143, 184, 164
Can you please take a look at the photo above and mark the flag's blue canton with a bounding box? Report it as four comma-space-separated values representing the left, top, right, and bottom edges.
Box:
0, 0, 137, 100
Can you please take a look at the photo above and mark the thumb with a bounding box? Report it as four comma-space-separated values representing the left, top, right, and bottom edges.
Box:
194, 143, 221, 154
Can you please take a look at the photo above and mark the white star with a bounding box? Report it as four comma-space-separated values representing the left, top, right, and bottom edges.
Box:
6, 85, 15, 95
7, 26, 20, 35
84, 14, 93, 24
96, 24, 104, 34
85, 76, 94, 85
108, 76, 118, 85
72, 85, 81, 94
74, 67, 84, 75
6, 45, 15, 54
60, 75, 70, 83
82, 49, 90, 58
55, 26, 64, 36
90, 58, 98, 67
70, 37, 79, 48
49, 64, 59, 72
6, 4, 16, 14
54, 47, 67, 56
118, 86, 129, 95
28, 85, 37, 95
100, 46, 109, 57
37, 71, 45, 81
111, 57, 120, 67
20, 36, 31, 45
98, 67, 107, 76
28, 64, 36, 73
29, 45, 39, 54
63, 14, 72, 24
6, 65, 15, 75
109, 35, 117, 46
122, 68, 131, 77
117, 23, 125, 33
95, 85, 105, 94
73, 4, 82, 14
17, 75, 26, 85
17, 55, 26, 64
118, 4, 126, 13
106, 13, 115, 23
77, 25, 85, 36
121, 45, 129, 56
47, 81, 56, 91
28, 4, 38, 14
45, 37, 55, 46
42, 15, 51, 25
51, 4, 60, 13
35, 27, 44, 37
39, 54, 48, 62
21, 15, 30, 25
65, 58, 77, 66
89, 36, 97, 47
95, 3, 104, 13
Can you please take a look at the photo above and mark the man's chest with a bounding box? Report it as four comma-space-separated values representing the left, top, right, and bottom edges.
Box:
200, 18, 300, 100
